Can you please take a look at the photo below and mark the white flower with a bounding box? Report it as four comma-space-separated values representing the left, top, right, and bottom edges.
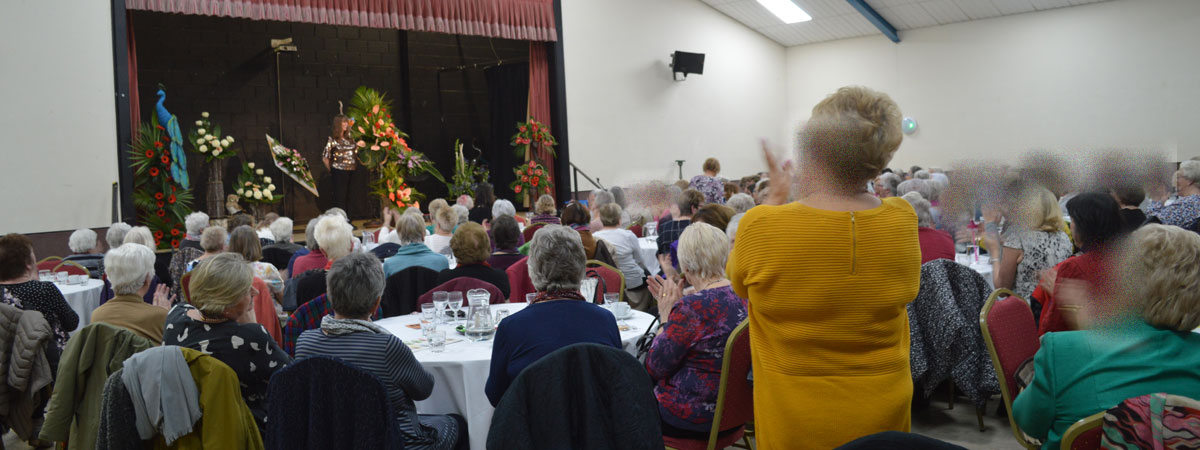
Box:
197, 128, 206, 135
268, 184, 275, 191
201, 112, 210, 118
226, 136, 235, 143
194, 120, 203, 126
196, 138, 204, 145
265, 192, 274, 200
236, 188, 244, 195
263, 176, 272, 183
242, 190, 252, 198
248, 162, 255, 169
213, 149, 222, 156
206, 135, 215, 141
254, 191, 263, 200
256, 169, 264, 175
198, 145, 208, 153
220, 139, 229, 147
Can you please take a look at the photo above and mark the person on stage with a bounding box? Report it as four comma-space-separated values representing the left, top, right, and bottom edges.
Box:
323, 113, 358, 215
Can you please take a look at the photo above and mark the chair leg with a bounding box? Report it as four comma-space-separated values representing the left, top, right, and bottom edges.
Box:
947, 382, 955, 410
976, 404, 986, 432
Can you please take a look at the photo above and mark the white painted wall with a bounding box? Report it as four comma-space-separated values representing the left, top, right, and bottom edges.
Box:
562, 0, 787, 188
785, 0, 1200, 170
0, 0, 119, 233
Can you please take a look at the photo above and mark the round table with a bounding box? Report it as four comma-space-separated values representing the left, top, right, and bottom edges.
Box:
638, 237, 660, 275
53, 278, 105, 333
956, 253, 994, 290
376, 302, 656, 450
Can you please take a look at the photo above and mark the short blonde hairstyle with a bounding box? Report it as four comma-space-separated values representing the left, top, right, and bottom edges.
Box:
189, 253, 253, 316
1016, 187, 1066, 233
449, 222, 491, 264
428, 198, 450, 218
1120, 224, 1200, 331
314, 215, 354, 261
123, 226, 155, 248
677, 223, 730, 283
104, 243, 154, 295
199, 227, 227, 252
535, 195, 557, 215
702, 157, 721, 174
434, 207, 459, 233
806, 86, 903, 185
597, 203, 623, 227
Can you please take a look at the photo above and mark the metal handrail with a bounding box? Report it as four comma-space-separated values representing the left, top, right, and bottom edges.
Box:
569, 162, 604, 201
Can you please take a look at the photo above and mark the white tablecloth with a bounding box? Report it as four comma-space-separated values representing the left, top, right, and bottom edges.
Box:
54, 279, 104, 332
376, 302, 656, 450
956, 253, 994, 290
638, 237, 660, 275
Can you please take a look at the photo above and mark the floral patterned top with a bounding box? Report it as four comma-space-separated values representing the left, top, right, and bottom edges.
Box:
1002, 228, 1073, 301
689, 175, 726, 205
323, 136, 358, 171
644, 285, 748, 432
1147, 195, 1200, 229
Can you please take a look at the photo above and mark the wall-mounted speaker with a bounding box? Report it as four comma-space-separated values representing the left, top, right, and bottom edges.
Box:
670, 51, 705, 81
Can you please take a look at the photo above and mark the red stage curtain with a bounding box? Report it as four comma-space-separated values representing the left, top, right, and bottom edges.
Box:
126, 0, 557, 42
128, 11, 140, 135
527, 41, 554, 199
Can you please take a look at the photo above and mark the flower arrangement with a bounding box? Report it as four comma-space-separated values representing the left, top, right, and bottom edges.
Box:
266, 134, 318, 197
510, 160, 553, 198
510, 117, 557, 159
372, 164, 423, 213
188, 112, 237, 162
346, 87, 443, 182
447, 139, 489, 199
233, 162, 282, 205
128, 116, 194, 249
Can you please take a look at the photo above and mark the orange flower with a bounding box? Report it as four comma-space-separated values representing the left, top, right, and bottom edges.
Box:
154, 230, 164, 239
389, 192, 396, 201
372, 104, 380, 114
154, 141, 163, 148
171, 229, 180, 236
145, 150, 155, 158
149, 167, 159, 177
170, 239, 179, 248
161, 155, 170, 164
168, 194, 176, 204
156, 210, 166, 217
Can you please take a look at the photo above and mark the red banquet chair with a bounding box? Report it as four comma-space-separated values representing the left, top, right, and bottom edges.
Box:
416, 277, 504, 306
506, 257, 536, 303
522, 223, 546, 244
663, 319, 754, 450
52, 260, 89, 277
980, 288, 1042, 450
36, 256, 63, 273
1061, 411, 1103, 450
584, 260, 625, 304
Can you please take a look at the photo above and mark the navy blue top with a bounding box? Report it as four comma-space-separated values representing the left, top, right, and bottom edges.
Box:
485, 299, 622, 406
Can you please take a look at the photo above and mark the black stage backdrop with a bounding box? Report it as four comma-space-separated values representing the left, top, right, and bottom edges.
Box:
485, 63, 530, 201
133, 11, 527, 221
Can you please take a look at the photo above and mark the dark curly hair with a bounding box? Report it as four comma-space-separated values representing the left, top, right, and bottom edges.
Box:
0, 234, 35, 281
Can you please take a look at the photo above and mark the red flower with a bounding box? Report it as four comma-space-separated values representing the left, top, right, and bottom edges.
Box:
160, 155, 170, 164
170, 239, 179, 248
168, 194, 176, 204
171, 186, 177, 192
531, 177, 540, 186
532, 124, 539, 132
149, 167, 160, 177
545, 187, 551, 193
155, 210, 166, 217
519, 126, 527, 133
521, 176, 529, 183
154, 141, 163, 148
154, 192, 164, 200
535, 168, 543, 176
156, 125, 165, 131
529, 160, 536, 169
145, 150, 155, 158
155, 239, 162, 248
171, 229, 180, 236
514, 185, 523, 193
154, 230, 164, 239
156, 201, 164, 208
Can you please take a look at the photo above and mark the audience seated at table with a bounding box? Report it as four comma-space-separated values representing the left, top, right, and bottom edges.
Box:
485, 225, 621, 406
263, 216, 302, 254
424, 206, 457, 257
902, 193, 955, 264
645, 222, 748, 440
163, 253, 291, 431
90, 243, 170, 342
530, 194, 561, 225
593, 203, 651, 309
561, 201, 599, 260
63, 228, 105, 278
1146, 160, 1200, 228
1014, 224, 1200, 450
727, 86, 921, 449
186, 226, 227, 273
980, 183, 1073, 320
0, 233, 79, 351
485, 215, 524, 272
435, 222, 510, 298
384, 211, 450, 277
229, 225, 286, 298
296, 252, 467, 450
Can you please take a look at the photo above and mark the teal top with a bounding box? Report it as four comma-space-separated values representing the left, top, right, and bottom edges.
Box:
382, 243, 450, 278
1013, 320, 1200, 449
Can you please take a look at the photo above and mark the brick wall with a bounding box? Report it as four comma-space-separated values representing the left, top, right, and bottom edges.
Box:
133, 12, 526, 222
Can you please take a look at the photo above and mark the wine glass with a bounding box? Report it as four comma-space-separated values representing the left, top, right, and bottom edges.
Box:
432, 291, 449, 325
603, 293, 619, 311
448, 291, 464, 326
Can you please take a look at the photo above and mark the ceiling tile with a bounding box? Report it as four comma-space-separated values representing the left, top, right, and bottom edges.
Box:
991, 0, 1036, 15
952, 0, 1003, 20
1029, 0, 1072, 9
919, 0, 968, 24
885, 4, 941, 29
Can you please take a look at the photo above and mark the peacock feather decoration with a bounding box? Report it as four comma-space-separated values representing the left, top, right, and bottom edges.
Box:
154, 85, 190, 189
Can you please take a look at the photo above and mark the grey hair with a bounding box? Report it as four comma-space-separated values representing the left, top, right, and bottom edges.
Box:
591, 190, 615, 209
123, 226, 155, 248
897, 179, 933, 201
106, 223, 132, 249
492, 199, 517, 219
726, 193, 755, 214
666, 185, 683, 200
876, 173, 902, 196
269, 217, 294, 243
677, 222, 730, 282
394, 212, 426, 245
324, 207, 348, 221
528, 225, 586, 292
314, 214, 354, 261
726, 213, 744, 242
200, 226, 227, 252
304, 219, 320, 250
915, 170, 931, 180
326, 252, 385, 318
901, 192, 934, 228
598, 203, 623, 227
451, 205, 470, 226
185, 212, 210, 235
104, 243, 155, 295
428, 198, 450, 217
1180, 160, 1200, 184
68, 229, 98, 253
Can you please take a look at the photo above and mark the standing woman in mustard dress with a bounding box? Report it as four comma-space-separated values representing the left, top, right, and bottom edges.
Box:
727, 86, 921, 450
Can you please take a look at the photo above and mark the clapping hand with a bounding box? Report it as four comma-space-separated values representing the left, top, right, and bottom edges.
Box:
647, 274, 683, 322
762, 140, 793, 206
152, 284, 175, 310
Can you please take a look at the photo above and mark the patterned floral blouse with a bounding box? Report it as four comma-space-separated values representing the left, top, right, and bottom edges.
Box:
644, 285, 748, 432
1147, 195, 1200, 229
323, 136, 358, 171
689, 175, 726, 205
1002, 228, 1074, 301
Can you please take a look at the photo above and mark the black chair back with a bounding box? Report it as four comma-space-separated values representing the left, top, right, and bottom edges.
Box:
380, 266, 441, 317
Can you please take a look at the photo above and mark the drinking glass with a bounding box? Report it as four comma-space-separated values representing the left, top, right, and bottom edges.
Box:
525, 293, 537, 303
55, 272, 68, 284
448, 292, 464, 326
603, 293, 619, 309
432, 292, 449, 324
38, 270, 50, 282
644, 221, 657, 238
362, 230, 375, 246
429, 330, 447, 352
420, 318, 436, 338
421, 303, 436, 323
494, 309, 510, 323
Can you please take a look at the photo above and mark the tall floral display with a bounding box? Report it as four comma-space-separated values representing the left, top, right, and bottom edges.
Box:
232, 162, 281, 218
129, 116, 194, 250
448, 139, 489, 199
188, 112, 238, 217
347, 86, 444, 212
509, 118, 557, 204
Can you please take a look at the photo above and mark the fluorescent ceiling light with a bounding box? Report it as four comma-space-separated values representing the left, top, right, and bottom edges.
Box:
756, 0, 812, 24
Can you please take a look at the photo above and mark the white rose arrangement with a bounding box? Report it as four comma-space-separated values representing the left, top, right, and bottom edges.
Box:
188, 113, 237, 162
233, 161, 282, 205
